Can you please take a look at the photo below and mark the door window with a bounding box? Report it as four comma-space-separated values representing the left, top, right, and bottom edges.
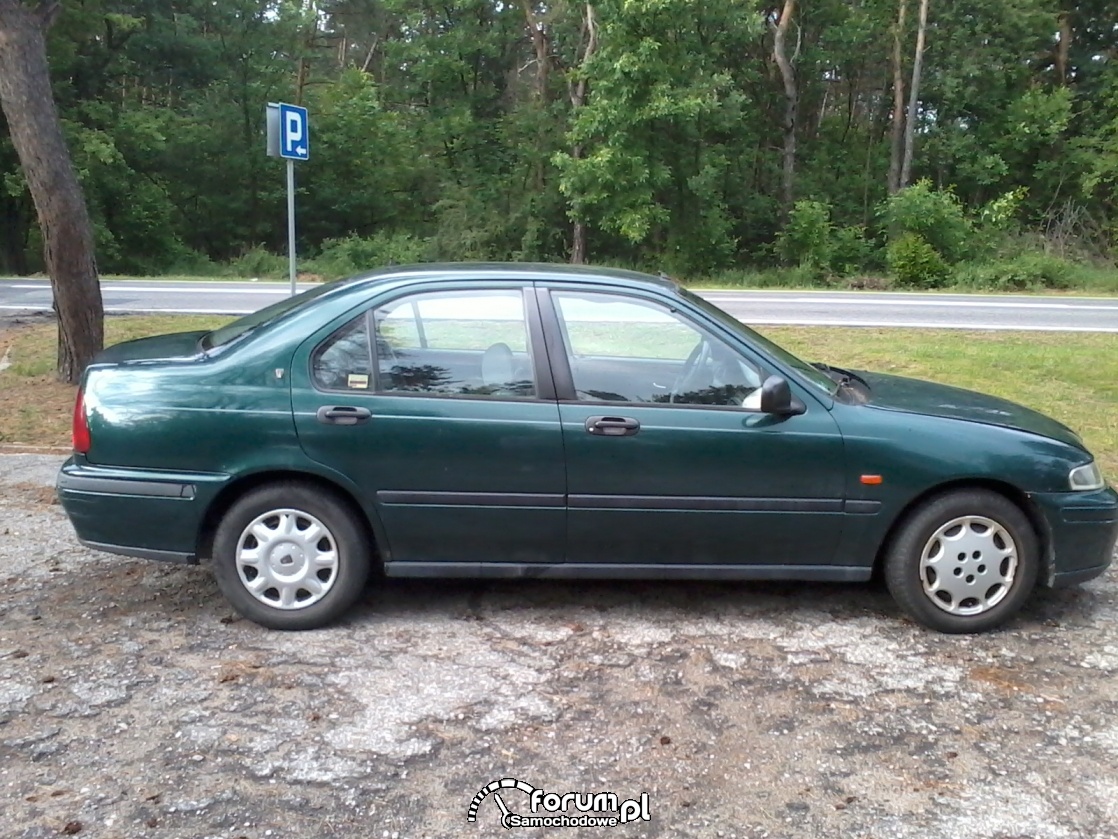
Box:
373, 289, 537, 398
552, 291, 764, 406
312, 313, 373, 391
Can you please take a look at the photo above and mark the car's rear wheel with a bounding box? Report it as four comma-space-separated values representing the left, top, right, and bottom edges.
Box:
212, 483, 371, 629
884, 489, 1039, 634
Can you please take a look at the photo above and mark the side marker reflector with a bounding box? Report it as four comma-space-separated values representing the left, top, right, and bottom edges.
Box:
860, 474, 883, 485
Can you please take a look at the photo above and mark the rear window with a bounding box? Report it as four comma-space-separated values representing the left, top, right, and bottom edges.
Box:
201, 281, 344, 349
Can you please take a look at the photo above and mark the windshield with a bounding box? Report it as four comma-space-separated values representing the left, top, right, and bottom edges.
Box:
201, 281, 342, 349
679, 288, 838, 395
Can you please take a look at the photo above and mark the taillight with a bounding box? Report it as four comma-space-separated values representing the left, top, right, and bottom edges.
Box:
72, 388, 91, 454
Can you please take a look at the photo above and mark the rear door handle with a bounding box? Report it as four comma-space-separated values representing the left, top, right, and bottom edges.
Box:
316, 406, 372, 426
585, 416, 640, 436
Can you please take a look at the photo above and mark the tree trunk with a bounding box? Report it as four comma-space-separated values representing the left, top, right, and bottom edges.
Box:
887, 0, 907, 194
520, 0, 550, 102
0, 0, 103, 384
1056, 12, 1070, 86
899, 0, 930, 189
771, 0, 798, 214
567, 3, 597, 264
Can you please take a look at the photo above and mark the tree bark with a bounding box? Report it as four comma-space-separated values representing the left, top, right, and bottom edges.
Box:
887, 0, 907, 194
899, 0, 930, 189
1056, 11, 1070, 86
0, 0, 103, 383
520, 0, 550, 102
567, 3, 597, 265
771, 0, 798, 215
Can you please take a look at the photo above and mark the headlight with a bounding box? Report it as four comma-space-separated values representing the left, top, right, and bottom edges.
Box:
1069, 462, 1105, 491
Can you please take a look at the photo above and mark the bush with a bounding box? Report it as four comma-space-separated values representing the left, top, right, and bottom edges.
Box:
225, 246, 289, 279
776, 200, 833, 269
311, 232, 432, 279
879, 180, 973, 264
830, 225, 874, 276
705, 265, 827, 288
952, 253, 1074, 291
887, 233, 950, 288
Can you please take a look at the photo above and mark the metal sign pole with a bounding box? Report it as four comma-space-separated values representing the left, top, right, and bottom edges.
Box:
287, 158, 297, 297
267, 101, 308, 298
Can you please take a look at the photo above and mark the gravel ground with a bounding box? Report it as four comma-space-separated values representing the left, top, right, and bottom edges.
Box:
2, 453, 1118, 839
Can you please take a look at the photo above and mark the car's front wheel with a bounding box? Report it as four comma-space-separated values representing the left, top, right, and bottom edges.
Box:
211, 483, 371, 629
884, 489, 1039, 634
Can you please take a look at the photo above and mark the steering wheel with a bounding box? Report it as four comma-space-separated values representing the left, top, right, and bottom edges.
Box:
670, 339, 712, 403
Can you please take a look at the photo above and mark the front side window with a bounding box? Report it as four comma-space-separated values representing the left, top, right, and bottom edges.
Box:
373, 289, 537, 398
552, 291, 764, 406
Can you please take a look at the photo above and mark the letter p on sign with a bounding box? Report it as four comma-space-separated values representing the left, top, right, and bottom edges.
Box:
278, 103, 309, 161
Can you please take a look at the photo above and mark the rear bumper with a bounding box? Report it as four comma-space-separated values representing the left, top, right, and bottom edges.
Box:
57, 456, 229, 564
1031, 486, 1118, 587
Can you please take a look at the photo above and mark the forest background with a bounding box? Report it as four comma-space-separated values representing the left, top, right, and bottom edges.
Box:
2, 0, 1117, 293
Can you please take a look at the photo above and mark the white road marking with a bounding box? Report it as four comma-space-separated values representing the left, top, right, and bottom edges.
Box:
703, 296, 1118, 311
744, 318, 1118, 332
8, 283, 299, 295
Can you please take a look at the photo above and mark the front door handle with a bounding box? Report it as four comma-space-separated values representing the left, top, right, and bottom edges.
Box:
316, 406, 372, 426
585, 416, 640, 437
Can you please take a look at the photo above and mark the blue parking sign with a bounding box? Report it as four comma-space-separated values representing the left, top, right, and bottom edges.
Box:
279, 104, 309, 161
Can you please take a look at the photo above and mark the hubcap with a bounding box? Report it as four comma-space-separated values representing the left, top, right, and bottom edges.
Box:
235, 509, 338, 610
919, 515, 1017, 616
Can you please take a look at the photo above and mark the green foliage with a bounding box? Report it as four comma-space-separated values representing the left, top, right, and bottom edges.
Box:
879, 181, 973, 264
2, 0, 1116, 280
706, 265, 828, 289
952, 254, 1074, 292
312, 232, 431, 278
830, 226, 875, 276
776, 200, 833, 269
977, 187, 1028, 234
775, 201, 874, 277
226, 247, 289, 279
887, 233, 950, 289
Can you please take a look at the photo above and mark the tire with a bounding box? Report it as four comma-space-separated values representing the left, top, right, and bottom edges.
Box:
211, 482, 372, 630
884, 489, 1039, 634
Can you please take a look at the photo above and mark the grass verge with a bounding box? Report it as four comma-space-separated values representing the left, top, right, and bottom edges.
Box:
0, 315, 230, 449
0, 317, 1114, 477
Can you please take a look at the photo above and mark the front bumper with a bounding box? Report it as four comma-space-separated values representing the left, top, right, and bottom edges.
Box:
1030, 486, 1118, 587
57, 456, 229, 564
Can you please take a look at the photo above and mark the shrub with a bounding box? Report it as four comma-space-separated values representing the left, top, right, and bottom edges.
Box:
879, 180, 973, 264
952, 253, 1074, 291
887, 233, 950, 288
226, 246, 288, 279
776, 200, 833, 269
312, 231, 431, 278
829, 225, 874, 276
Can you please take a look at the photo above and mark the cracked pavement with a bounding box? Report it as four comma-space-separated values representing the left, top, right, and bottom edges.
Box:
1, 454, 1117, 838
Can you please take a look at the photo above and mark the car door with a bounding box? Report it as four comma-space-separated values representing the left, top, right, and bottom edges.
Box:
290, 283, 565, 570
539, 285, 847, 572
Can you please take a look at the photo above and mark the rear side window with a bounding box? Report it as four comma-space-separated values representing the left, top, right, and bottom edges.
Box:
312, 314, 373, 391
374, 289, 537, 398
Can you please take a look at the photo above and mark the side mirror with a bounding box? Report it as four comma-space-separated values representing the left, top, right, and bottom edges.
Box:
759, 375, 805, 416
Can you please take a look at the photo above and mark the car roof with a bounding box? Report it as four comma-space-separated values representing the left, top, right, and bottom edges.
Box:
334, 262, 680, 295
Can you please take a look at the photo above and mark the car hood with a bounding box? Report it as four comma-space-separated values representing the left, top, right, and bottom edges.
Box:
855, 370, 1085, 450
93, 331, 207, 365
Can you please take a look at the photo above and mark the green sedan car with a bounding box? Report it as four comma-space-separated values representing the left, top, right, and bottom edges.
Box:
57, 264, 1117, 633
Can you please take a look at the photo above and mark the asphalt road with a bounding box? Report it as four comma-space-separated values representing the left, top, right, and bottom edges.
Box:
2, 277, 1118, 332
